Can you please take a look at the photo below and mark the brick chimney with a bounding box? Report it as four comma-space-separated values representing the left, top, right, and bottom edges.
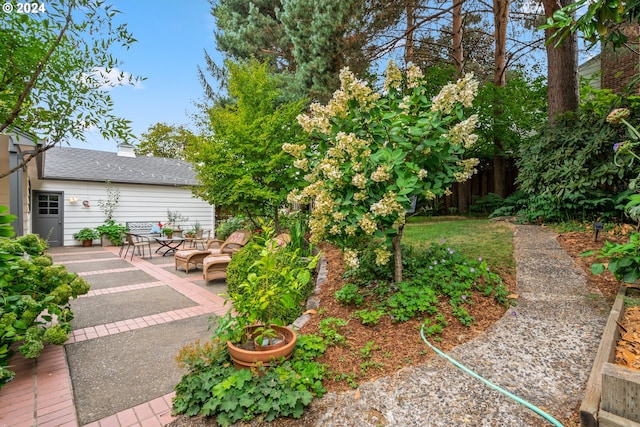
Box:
601, 24, 640, 94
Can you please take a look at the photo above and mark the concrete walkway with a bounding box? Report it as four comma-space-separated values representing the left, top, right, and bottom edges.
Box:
0, 243, 229, 426
0, 225, 612, 426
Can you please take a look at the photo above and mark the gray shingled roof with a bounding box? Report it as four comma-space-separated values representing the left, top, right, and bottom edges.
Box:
42, 146, 199, 186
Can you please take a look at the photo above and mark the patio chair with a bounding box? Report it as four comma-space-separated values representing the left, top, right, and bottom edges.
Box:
189, 229, 210, 249
202, 232, 290, 283
174, 229, 251, 273
121, 232, 152, 260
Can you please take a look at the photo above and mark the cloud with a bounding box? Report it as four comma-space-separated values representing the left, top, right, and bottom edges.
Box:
81, 67, 145, 91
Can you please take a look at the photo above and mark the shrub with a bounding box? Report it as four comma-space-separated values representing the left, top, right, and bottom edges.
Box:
226, 225, 319, 325
470, 193, 508, 215
334, 283, 364, 307
216, 216, 248, 240
0, 225, 90, 388
516, 93, 640, 222
226, 243, 260, 295
16, 234, 48, 255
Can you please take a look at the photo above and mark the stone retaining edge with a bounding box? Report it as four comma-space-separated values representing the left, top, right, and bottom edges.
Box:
292, 255, 327, 330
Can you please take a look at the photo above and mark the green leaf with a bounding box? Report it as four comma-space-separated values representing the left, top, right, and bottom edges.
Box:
590, 263, 605, 275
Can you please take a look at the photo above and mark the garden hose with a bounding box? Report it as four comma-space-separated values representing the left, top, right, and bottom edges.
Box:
419, 325, 564, 427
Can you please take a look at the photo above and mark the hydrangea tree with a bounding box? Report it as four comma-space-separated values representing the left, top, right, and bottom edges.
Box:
284, 62, 480, 282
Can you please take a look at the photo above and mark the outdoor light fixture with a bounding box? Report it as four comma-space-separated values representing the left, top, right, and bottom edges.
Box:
594, 221, 604, 242
69, 197, 79, 203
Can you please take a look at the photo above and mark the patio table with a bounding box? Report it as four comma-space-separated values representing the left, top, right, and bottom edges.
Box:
155, 237, 186, 256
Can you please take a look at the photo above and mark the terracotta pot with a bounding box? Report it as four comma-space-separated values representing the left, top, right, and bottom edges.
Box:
227, 325, 297, 370
82, 240, 93, 247
253, 331, 286, 351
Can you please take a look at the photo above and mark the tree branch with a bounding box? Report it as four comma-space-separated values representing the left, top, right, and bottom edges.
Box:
0, 3, 74, 133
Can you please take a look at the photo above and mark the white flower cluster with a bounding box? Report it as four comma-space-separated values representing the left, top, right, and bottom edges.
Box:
297, 69, 379, 135
354, 191, 368, 201
352, 173, 367, 189
358, 213, 377, 234
417, 169, 428, 179
454, 158, 480, 182
314, 190, 336, 215
383, 61, 403, 92
334, 132, 368, 158
309, 215, 330, 243
343, 249, 360, 269
294, 158, 309, 171
446, 115, 479, 148
370, 191, 404, 217
282, 143, 306, 158
431, 73, 479, 114
370, 165, 391, 182
398, 95, 411, 111
374, 247, 392, 266
405, 63, 424, 89
318, 158, 342, 181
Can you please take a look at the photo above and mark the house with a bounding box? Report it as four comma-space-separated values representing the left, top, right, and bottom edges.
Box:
578, 55, 601, 90
0, 130, 40, 236
578, 24, 640, 94
27, 143, 215, 246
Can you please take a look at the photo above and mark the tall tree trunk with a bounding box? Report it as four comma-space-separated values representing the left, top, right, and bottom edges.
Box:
542, 0, 579, 124
452, 0, 464, 75
456, 181, 470, 213
452, 0, 470, 209
493, 0, 510, 198
405, 0, 416, 65
392, 224, 404, 283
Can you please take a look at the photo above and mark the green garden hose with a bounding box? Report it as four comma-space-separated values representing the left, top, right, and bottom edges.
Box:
420, 325, 564, 427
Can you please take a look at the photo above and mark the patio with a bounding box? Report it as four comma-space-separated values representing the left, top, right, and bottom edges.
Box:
0, 242, 229, 426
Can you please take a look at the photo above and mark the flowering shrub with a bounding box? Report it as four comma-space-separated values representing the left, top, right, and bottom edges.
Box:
587, 108, 640, 283
284, 62, 480, 281
0, 226, 90, 386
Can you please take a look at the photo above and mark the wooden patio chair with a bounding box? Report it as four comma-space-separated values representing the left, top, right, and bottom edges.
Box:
174, 229, 251, 273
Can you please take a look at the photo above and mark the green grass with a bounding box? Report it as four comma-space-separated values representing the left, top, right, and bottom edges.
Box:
403, 218, 515, 272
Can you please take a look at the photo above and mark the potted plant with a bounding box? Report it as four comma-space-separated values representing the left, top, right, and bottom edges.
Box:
95, 220, 128, 246
217, 224, 319, 370
72, 228, 99, 247
161, 226, 174, 239
184, 221, 202, 239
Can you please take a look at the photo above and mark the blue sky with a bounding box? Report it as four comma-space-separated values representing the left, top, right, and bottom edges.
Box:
71, 0, 221, 152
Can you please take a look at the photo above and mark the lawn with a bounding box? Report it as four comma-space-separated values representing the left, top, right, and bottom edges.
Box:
404, 217, 515, 274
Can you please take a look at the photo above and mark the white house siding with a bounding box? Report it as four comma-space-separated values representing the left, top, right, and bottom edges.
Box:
578, 55, 601, 90
31, 178, 214, 246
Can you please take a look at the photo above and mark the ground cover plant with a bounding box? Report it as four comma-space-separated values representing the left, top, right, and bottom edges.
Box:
300, 218, 513, 392
0, 211, 90, 386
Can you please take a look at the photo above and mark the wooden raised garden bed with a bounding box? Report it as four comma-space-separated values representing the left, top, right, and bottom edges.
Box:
581, 285, 640, 427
